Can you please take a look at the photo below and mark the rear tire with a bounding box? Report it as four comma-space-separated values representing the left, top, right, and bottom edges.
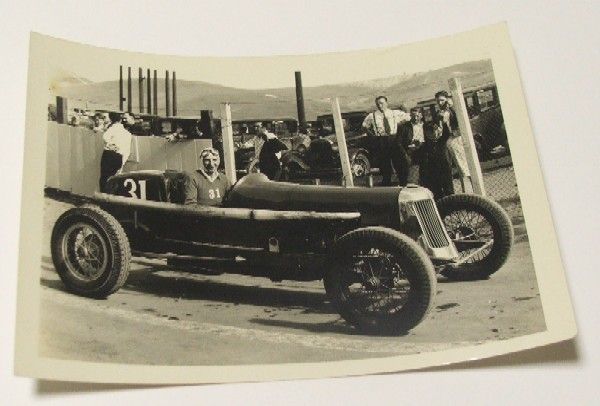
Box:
437, 194, 513, 281
51, 206, 131, 298
324, 227, 436, 335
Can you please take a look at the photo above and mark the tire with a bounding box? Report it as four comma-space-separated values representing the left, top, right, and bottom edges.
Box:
51, 205, 131, 298
350, 152, 371, 178
324, 227, 436, 335
436, 194, 513, 281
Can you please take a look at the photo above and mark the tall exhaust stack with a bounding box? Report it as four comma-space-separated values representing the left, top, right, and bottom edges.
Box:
153, 70, 158, 115
146, 68, 151, 114
172, 71, 177, 116
138, 67, 144, 113
127, 67, 132, 113
165, 70, 171, 116
119, 65, 124, 111
294, 71, 307, 133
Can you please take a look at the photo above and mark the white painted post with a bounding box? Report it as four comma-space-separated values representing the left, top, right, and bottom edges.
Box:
219, 102, 237, 184
331, 97, 354, 187
449, 77, 486, 196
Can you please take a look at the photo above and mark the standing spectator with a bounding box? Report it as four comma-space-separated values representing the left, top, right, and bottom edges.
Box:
435, 90, 471, 186
256, 122, 288, 180
361, 96, 411, 186
99, 112, 134, 192
420, 122, 454, 200
397, 107, 426, 184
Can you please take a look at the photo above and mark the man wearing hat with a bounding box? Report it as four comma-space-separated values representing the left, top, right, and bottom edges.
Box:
184, 147, 231, 206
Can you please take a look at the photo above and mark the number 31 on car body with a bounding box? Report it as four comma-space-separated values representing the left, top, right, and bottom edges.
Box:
123, 178, 147, 200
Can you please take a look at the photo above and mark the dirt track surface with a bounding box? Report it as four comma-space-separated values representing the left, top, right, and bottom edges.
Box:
38, 197, 545, 365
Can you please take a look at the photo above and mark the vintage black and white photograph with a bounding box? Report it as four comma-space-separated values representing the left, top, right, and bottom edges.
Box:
14, 25, 575, 384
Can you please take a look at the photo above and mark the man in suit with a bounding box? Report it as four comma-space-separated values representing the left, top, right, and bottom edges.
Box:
396, 107, 426, 185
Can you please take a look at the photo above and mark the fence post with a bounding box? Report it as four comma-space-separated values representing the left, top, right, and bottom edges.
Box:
449, 77, 486, 196
219, 103, 237, 184
56, 96, 68, 124
331, 97, 354, 187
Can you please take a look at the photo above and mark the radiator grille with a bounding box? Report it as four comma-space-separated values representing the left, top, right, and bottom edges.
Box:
410, 199, 451, 248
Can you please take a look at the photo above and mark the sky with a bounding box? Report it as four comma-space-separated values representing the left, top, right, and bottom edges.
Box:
44, 30, 490, 90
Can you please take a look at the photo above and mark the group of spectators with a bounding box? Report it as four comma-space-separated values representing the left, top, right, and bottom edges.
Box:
94, 90, 473, 206
361, 91, 471, 199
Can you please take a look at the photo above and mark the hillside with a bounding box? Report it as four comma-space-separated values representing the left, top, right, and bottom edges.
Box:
52, 59, 495, 120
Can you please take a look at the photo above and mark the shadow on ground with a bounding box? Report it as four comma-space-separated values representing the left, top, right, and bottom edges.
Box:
40, 256, 335, 316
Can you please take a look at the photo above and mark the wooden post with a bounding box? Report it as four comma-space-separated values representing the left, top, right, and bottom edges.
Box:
219, 103, 237, 184
146, 68, 151, 114
172, 71, 177, 116
331, 97, 354, 187
56, 96, 68, 124
295, 71, 307, 133
165, 70, 171, 117
119, 65, 124, 111
127, 67, 132, 113
153, 70, 158, 115
449, 77, 486, 196
138, 67, 144, 113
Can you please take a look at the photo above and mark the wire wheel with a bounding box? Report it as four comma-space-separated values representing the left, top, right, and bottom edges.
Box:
443, 209, 494, 263
351, 153, 370, 178
61, 222, 109, 281
324, 227, 435, 335
436, 194, 514, 281
342, 247, 411, 317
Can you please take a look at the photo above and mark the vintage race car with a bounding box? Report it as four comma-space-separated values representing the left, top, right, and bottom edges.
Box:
50, 171, 513, 335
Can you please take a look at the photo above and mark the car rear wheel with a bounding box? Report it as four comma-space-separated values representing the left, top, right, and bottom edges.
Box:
324, 227, 436, 335
436, 194, 513, 281
51, 206, 131, 298
351, 152, 371, 178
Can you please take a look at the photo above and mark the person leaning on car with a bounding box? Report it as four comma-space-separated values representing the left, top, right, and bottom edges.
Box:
184, 147, 231, 206
361, 96, 411, 186
397, 106, 426, 184
434, 90, 471, 186
99, 112, 134, 192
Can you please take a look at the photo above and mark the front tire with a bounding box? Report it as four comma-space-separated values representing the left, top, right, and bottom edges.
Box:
51, 206, 131, 298
324, 227, 436, 335
436, 194, 513, 281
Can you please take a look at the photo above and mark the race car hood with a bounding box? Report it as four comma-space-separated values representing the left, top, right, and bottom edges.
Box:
224, 173, 405, 227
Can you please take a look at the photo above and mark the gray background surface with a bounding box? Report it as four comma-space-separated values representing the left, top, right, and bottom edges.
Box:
1, 0, 598, 403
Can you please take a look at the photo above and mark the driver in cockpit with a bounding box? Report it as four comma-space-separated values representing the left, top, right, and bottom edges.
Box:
184, 147, 231, 206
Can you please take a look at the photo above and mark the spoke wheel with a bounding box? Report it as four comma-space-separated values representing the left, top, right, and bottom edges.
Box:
351, 153, 370, 178
62, 223, 109, 281
436, 194, 513, 281
443, 209, 494, 263
324, 227, 436, 335
51, 206, 131, 298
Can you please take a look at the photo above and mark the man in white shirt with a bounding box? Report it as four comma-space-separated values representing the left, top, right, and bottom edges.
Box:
362, 96, 411, 185
99, 112, 134, 192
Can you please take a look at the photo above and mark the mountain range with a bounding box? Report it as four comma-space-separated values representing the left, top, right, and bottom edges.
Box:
51, 59, 495, 120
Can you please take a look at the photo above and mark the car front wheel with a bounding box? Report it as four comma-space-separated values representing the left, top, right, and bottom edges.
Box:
436, 194, 514, 281
324, 227, 436, 335
51, 206, 131, 298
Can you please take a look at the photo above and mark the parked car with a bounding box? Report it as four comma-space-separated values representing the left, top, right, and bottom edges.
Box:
417, 84, 508, 161
280, 133, 373, 180
50, 170, 513, 335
